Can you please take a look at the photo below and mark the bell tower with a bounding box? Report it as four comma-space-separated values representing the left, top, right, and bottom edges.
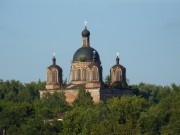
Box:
110, 53, 127, 85
46, 53, 63, 90
82, 21, 90, 47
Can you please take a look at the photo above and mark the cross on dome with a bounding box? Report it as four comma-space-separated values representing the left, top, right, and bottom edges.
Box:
93, 50, 96, 54
52, 52, 56, 65
117, 52, 120, 57
84, 20, 88, 27
53, 52, 56, 57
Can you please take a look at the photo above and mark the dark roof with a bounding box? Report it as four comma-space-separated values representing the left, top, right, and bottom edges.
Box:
47, 64, 62, 71
73, 47, 101, 62
56, 112, 65, 119
82, 27, 90, 37
47, 56, 62, 71
111, 56, 126, 71
111, 64, 126, 71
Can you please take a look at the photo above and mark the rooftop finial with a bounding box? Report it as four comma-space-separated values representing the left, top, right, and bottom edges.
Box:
84, 20, 88, 27
117, 52, 120, 57
93, 50, 96, 63
116, 53, 120, 65
52, 52, 56, 65
93, 50, 96, 54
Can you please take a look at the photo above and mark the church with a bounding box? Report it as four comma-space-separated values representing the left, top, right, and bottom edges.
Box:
39, 23, 132, 104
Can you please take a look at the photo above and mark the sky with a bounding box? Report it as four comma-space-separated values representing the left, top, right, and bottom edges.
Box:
0, 0, 180, 86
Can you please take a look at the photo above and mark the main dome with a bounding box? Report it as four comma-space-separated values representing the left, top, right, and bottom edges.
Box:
73, 47, 100, 62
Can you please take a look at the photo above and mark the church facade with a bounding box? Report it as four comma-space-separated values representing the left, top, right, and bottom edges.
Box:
39, 24, 132, 104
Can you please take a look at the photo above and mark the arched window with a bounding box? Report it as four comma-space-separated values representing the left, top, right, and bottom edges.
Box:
86, 70, 89, 81
116, 71, 120, 82
47, 70, 51, 83
52, 71, 57, 83
82, 68, 86, 81
93, 70, 96, 80
77, 69, 81, 81
115, 68, 121, 82
92, 67, 98, 81
74, 69, 77, 81
71, 69, 75, 81
110, 69, 114, 83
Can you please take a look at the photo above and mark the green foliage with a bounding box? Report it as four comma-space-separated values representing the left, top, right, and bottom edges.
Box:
79, 57, 87, 62
19, 118, 63, 135
130, 82, 169, 103
63, 95, 149, 135
34, 91, 70, 120
0, 79, 45, 103
0, 79, 180, 135
111, 81, 128, 89
62, 78, 68, 86
63, 84, 180, 135
104, 75, 128, 89
73, 86, 93, 108
63, 103, 112, 135
0, 80, 24, 101
0, 101, 34, 134
107, 96, 149, 134
139, 84, 180, 134
104, 75, 111, 86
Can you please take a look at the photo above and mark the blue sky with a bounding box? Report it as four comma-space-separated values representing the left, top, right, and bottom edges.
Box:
0, 0, 180, 86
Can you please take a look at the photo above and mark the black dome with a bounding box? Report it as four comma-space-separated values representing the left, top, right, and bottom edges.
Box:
73, 47, 100, 62
82, 27, 90, 37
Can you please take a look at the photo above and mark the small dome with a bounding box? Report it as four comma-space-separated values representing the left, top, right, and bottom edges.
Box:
48, 64, 62, 70
73, 47, 100, 62
81, 27, 90, 37
47, 56, 62, 71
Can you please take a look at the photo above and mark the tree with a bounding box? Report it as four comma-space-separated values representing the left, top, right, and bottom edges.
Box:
63, 95, 149, 135
0, 101, 34, 134
139, 84, 180, 134
0, 80, 24, 102
18, 117, 63, 135
1, 79, 179, 135
63, 102, 112, 135
73, 86, 93, 108
130, 82, 164, 103
107, 96, 149, 134
34, 91, 70, 121
0, 79, 45, 103
104, 75, 111, 86
62, 78, 68, 86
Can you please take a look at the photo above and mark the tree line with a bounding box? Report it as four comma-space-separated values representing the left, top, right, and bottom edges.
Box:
0, 79, 179, 135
